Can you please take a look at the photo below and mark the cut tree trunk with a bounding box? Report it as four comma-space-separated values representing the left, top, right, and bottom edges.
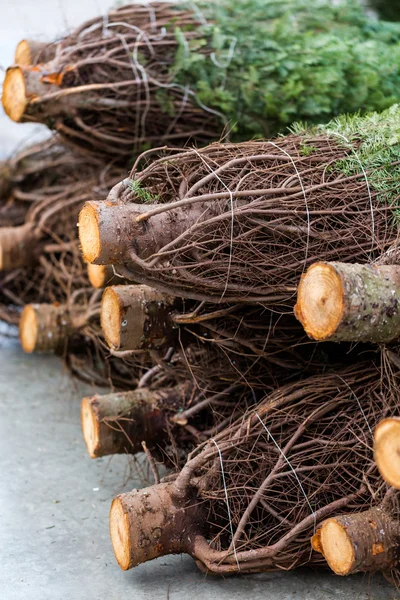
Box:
2, 65, 103, 123
19, 303, 87, 353
100, 285, 178, 351
81, 385, 189, 458
14, 39, 57, 66
78, 193, 241, 266
374, 418, 400, 489
295, 262, 400, 342
110, 482, 204, 570
312, 506, 400, 576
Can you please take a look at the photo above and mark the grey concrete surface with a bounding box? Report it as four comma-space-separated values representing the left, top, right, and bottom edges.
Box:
0, 341, 399, 600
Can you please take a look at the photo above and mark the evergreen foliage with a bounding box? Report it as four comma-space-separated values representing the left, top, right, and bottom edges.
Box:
166, 0, 400, 137
294, 104, 400, 216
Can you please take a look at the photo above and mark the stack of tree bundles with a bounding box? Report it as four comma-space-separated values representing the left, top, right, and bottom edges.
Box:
109, 358, 400, 580
5, 0, 400, 160
79, 281, 329, 463
79, 106, 400, 308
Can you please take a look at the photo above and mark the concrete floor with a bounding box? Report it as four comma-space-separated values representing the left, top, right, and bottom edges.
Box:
0, 339, 398, 600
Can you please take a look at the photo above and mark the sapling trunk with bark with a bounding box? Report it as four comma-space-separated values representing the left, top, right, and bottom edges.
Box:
295, 262, 400, 342
19, 303, 88, 353
110, 482, 205, 570
79, 193, 236, 266
101, 285, 178, 351
14, 39, 57, 66
81, 385, 189, 458
312, 505, 400, 576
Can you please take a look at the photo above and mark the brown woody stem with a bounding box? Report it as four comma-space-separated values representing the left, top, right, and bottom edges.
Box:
295, 262, 400, 342
0, 223, 39, 270
81, 385, 188, 458
374, 418, 400, 489
312, 506, 400, 575
101, 284, 177, 351
78, 195, 226, 265
110, 482, 203, 570
19, 303, 85, 353
14, 39, 56, 66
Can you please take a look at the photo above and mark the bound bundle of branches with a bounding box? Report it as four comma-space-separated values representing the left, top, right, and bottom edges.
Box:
80, 106, 400, 306
80, 347, 259, 464
110, 359, 398, 577
0, 137, 122, 324
5, 0, 400, 159
99, 284, 333, 373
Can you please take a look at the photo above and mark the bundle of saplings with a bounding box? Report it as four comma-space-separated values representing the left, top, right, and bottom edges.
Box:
80, 340, 263, 465
110, 359, 400, 580
5, 0, 400, 160
80, 105, 400, 307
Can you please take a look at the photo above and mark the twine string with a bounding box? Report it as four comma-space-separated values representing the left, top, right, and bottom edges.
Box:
211, 438, 240, 571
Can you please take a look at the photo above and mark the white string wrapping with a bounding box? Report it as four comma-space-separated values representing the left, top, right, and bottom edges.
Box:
255, 413, 316, 533
211, 438, 240, 570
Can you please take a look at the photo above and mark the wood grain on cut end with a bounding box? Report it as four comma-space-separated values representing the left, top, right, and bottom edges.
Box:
14, 40, 32, 65
87, 263, 109, 289
320, 518, 355, 576
101, 287, 122, 349
81, 397, 101, 458
78, 202, 101, 264
374, 418, 400, 489
2, 66, 27, 122
19, 304, 38, 353
110, 497, 132, 570
295, 262, 344, 340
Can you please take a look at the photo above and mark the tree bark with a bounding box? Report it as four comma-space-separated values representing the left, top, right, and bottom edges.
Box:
19, 303, 87, 353
79, 191, 239, 266
14, 39, 57, 66
295, 261, 400, 342
110, 482, 204, 570
100, 284, 178, 351
81, 385, 189, 458
312, 506, 400, 575
374, 418, 400, 489
0, 223, 39, 270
